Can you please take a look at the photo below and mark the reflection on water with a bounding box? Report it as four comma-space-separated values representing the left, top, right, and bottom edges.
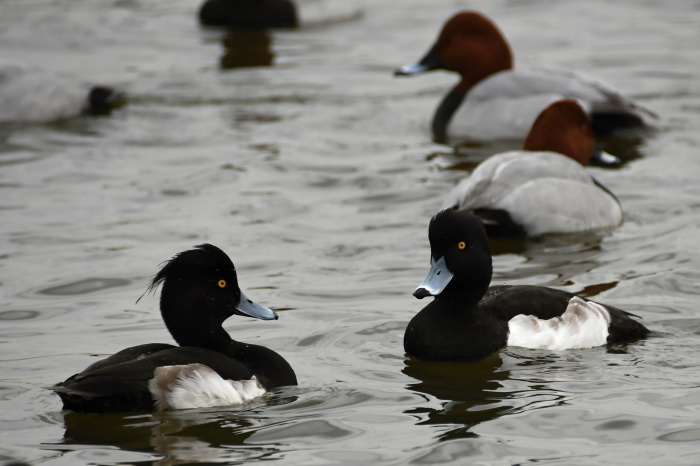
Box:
403, 354, 511, 440
47, 396, 297, 464
220, 29, 274, 70
46, 385, 425, 464
403, 353, 507, 404
403, 352, 578, 443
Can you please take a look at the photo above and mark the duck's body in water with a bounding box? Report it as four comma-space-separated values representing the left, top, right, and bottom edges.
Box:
51, 244, 296, 412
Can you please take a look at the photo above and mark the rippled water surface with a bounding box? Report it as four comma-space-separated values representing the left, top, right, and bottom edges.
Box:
2, 0, 700, 464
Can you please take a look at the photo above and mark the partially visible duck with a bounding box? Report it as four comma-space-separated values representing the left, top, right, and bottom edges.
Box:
51, 244, 297, 412
199, 0, 363, 28
0, 60, 124, 123
394, 11, 655, 144
442, 99, 623, 237
405, 209, 650, 362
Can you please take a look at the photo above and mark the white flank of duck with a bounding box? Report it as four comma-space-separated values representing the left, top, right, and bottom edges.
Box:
507, 297, 611, 350
149, 364, 266, 411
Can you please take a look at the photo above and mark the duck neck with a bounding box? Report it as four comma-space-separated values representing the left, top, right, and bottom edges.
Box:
170, 321, 235, 352
432, 86, 465, 143
435, 285, 487, 311
160, 283, 235, 351
435, 257, 492, 310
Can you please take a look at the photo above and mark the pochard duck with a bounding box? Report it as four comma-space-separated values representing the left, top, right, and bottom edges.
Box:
442, 99, 623, 237
199, 0, 363, 28
395, 11, 655, 144
51, 244, 297, 412
0, 59, 124, 123
405, 209, 650, 362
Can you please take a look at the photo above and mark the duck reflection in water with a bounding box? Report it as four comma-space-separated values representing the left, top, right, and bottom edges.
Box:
403, 352, 510, 440
220, 29, 274, 69
48, 395, 297, 464
403, 351, 571, 442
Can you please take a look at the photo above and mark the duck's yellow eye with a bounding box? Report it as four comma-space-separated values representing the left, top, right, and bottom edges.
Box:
217, 279, 227, 288
458, 241, 466, 250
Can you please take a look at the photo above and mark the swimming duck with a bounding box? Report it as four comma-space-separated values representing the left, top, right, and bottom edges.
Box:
198, 0, 362, 28
405, 209, 650, 362
51, 244, 297, 412
0, 59, 124, 123
394, 11, 655, 144
442, 99, 623, 237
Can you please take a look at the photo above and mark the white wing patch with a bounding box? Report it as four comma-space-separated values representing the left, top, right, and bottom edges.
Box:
149, 364, 266, 411
507, 297, 611, 350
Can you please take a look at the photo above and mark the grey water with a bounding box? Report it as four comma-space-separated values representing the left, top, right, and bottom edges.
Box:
1, 0, 700, 464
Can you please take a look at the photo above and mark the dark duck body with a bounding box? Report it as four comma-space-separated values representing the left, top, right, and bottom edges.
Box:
405, 210, 649, 362
51, 244, 297, 412
199, 0, 298, 28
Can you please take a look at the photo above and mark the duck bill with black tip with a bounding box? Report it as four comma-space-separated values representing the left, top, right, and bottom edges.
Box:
234, 292, 278, 320
413, 256, 453, 299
